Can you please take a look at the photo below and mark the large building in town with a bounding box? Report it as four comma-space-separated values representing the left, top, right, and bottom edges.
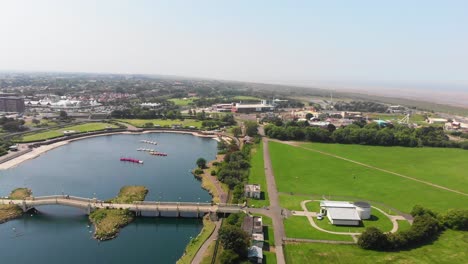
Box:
0, 94, 25, 113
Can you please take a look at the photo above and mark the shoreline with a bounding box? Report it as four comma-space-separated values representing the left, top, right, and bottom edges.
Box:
0, 130, 224, 170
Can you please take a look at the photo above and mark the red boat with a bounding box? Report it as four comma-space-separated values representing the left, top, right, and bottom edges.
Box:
120, 157, 144, 164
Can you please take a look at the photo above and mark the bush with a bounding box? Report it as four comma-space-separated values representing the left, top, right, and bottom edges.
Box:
358, 227, 389, 250
219, 225, 250, 257
210, 170, 216, 176
194, 169, 203, 175
411, 205, 438, 218
219, 250, 239, 264
441, 209, 468, 230
196, 158, 207, 169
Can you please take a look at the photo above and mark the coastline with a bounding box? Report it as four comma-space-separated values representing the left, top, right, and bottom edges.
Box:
0, 129, 225, 170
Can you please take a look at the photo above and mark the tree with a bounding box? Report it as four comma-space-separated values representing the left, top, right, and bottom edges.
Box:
196, 158, 207, 169
232, 126, 242, 138
305, 113, 313, 120
59, 110, 68, 119
357, 227, 389, 250
188, 109, 193, 116
219, 250, 239, 264
219, 225, 250, 257
244, 121, 258, 137
441, 209, 468, 230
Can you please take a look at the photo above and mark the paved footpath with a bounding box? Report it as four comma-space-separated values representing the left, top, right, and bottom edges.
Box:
263, 137, 286, 264
191, 219, 222, 264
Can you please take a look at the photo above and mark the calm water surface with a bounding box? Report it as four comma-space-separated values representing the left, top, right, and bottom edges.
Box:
0, 133, 217, 264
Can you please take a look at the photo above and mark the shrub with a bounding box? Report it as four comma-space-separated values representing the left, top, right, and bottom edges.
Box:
358, 227, 389, 250
210, 170, 216, 176
219, 250, 239, 264
441, 209, 468, 230
411, 205, 438, 218
194, 169, 203, 175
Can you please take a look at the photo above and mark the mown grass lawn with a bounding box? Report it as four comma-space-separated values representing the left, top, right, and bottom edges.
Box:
168, 97, 198, 106
248, 142, 269, 207
269, 142, 468, 213
19, 122, 118, 142
279, 193, 322, 211
117, 119, 202, 128
300, 142, 468, 194
284, 230, 468, 264
396, 219, 412, 232
284, 216, 354, 242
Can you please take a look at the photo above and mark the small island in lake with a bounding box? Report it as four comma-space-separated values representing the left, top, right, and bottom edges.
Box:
89, 185, 148, 241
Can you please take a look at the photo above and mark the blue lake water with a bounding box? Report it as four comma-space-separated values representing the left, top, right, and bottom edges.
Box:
0, 133, 218, 264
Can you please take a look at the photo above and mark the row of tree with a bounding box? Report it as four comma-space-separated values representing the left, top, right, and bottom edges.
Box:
218, 213, 250, 263
334, 101, 389, 113
264, 122, 468, 150
358, 206, 468, 251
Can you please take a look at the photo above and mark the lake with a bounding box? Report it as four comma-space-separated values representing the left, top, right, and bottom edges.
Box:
0, 133, 218, 264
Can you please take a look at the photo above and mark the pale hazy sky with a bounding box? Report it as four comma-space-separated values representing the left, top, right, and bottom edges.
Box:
1, 0, 467, 85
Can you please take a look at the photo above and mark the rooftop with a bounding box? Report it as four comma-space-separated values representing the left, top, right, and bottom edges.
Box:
320, 201, 356, 208
248, 246, 263, 259
327, 207, 361, 221
245, 184, 261, 192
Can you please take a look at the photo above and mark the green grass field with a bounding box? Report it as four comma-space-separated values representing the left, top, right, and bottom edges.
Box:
248, 142, 270, 207
20, 122, 118, 142
300, 142, 468, 194
279, 193, 322, 211
397, 219, 412, 232
231, 95, 262, 101
117, 119, 202, 128
269, 142, 468, 213
284, 216, 354, 242
284, 230, 468, 264
168, 97, 198, 106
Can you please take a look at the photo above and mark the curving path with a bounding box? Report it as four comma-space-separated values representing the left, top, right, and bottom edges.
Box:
191, 220, 222, 264
298, 200, 406, 237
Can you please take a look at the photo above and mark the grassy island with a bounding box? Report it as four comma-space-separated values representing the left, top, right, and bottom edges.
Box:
0, 204, 23, 224
106, 186, 148, 204
89, 185, 148, 241
89, 209, 135, 241
9, 188, 32, 200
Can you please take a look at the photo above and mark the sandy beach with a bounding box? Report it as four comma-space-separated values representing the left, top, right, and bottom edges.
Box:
0, 130, 224, 170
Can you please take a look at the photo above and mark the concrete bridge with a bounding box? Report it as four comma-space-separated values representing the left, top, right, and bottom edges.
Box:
0, 195, 244, 217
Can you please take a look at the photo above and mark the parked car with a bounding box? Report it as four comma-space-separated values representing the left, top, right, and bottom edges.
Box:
317, 213, 323, 220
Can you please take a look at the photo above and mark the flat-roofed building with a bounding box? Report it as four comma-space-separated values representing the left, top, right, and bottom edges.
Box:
245, 184, 261, 199
319, 201, 371, 226
0, 96, 25, 113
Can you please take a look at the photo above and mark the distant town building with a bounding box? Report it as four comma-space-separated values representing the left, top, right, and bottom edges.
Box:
233, 100, 274, 113
0, 95, 25, 113
212, 103, 234, 112
387, 105, 406, 113
427, 117, 448, 124
244, 184, 261, 199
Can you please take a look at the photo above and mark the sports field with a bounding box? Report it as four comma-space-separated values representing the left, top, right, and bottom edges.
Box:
300, 142, 468, 194
118, 119, 202, 128
269, 141, 468, 213
19, 122, 118, 142
284, 230, 468, 264
168, 97, 197, 106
